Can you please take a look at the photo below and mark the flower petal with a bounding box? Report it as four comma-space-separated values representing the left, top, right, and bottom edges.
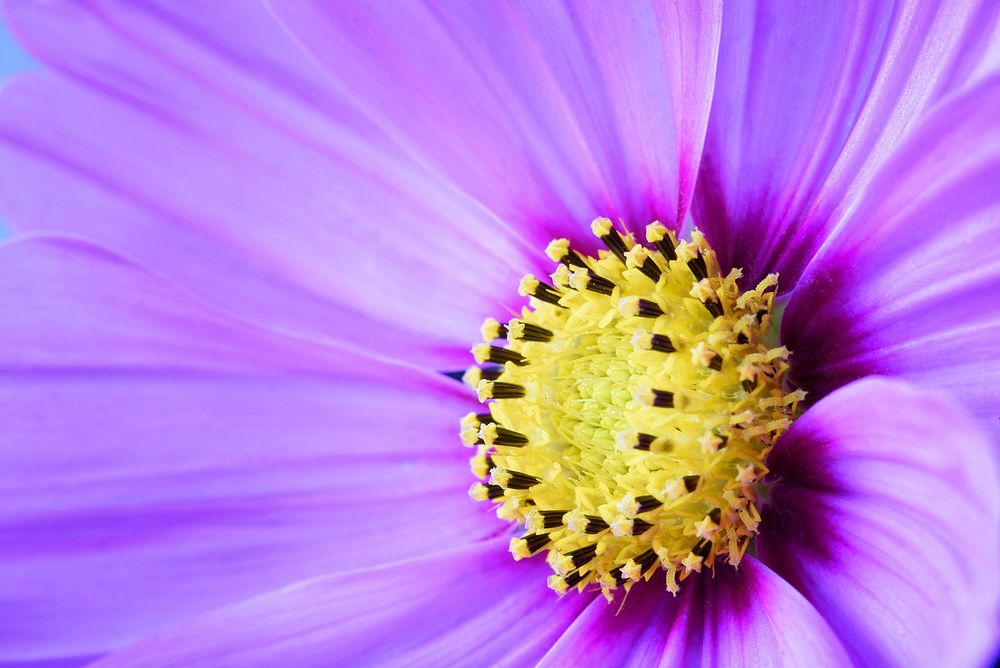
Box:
91, 540, 594, 668
781, 73, 1000, 442
0, 236, 494, 661
270, 0, 722, 235
758, 378, 1000, 667
696, 1, 1000, 289
537, 557, 849, 667
0, 0, 548, 369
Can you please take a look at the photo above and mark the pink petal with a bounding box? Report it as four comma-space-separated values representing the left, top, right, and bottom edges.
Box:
0, 236, 494, 662
697, 1, 1000, 289
538, 558, 850, 667
759, 378, 1000, 667
0, 0, 548, 369
92, 540, 595, 668
782, 73, 1000, 443
271, 0, 722, 235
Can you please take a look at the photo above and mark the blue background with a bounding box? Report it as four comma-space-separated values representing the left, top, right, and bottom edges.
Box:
0, 17, 36, 236
0, 18, 33, 76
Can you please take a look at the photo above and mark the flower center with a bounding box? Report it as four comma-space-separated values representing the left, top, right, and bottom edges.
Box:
461, 218, 802, 598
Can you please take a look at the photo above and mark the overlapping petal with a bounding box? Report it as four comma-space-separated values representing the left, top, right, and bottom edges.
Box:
782, 73, 1000, 441
91, 540, 595, 668
0, 0, 726, 370
0, 236, 495, 662
271, 0, 722, 237
758, 378, 1000, 667
0, 0, 550, 369
697, 0, 999, 289
537, 557, 849, 667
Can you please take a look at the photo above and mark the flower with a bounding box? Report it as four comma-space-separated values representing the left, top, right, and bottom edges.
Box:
0, 2, 999, 667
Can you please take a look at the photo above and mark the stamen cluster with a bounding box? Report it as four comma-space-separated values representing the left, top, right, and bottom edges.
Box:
462, 218, 802, 598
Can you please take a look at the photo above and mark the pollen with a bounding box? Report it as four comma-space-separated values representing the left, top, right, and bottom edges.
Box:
460, 218, 801, 598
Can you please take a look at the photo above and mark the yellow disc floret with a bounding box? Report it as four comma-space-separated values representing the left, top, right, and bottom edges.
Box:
461, 218, 803, 598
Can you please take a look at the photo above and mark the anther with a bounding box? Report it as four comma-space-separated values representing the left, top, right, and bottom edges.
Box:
480, 317, 508, 341
626, 246, 662, 283
534, 509, 569, 530
491, 468, 541, 490
691, 342, 718, 369
479, 423, 529, 448
633, 432, 656, 451
591, 217, 628, 264
631, 519, 654, 535
645, 221, 677, 261
570, 269, 616, 296
683, 475, 701, 493
566, 544, 599, 569
619, 296, 665, 319
545, 238, 587, 268
692, 539, 712, 559
687, 254, 709, 281
469, 482, 505, 501
508, 319, 553, 343
511, 533, 551, 560
477, 380, 526, 400
472, 344, 527, 367
584, 516, 610, 534
563, 570, 586, 588
632, 328, 675, 353
703, 299, 724, 319
518, 274, 565, 307
695, 515, 719, 541
462, 366, 504, 387
634, 386, 674, 408
635, 495, 663, 513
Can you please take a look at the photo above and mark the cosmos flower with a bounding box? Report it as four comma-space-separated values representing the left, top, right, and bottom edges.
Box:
1, 1, 999, 667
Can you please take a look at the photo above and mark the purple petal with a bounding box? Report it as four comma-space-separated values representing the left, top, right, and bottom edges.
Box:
0, 237, 494, 662
0, 0, 550, 369
270, 0, 722, 235
758, 378, 1000, 667
782, 74, 1000, 442
538, 557, 849, 667
91, 540, 595, 668
696, 1, 999, 289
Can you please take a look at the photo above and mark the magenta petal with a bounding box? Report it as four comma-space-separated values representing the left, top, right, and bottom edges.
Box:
538, 557, 849, 667
91, 540, 595, 668
697, 1, 999, 289
0, 1, 548, 369
758, 378, 1000, 667
271, 1, 722, 236
782, 74, 1000, 442
0, 237, 495, 662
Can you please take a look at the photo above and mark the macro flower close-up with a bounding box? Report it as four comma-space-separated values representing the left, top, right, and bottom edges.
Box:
1, 1, 999, 667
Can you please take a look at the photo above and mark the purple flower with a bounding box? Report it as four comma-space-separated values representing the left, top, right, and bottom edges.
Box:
1, 2, 999, 667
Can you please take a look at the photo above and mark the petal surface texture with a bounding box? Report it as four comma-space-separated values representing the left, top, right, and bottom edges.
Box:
697, 0, 999, 289
0, 0, 541, 368
271, 0, 722, 234
0, 236, 492, 661
92, 540, 595, 668
758, 378, 1000, 667
0, 0, 723, 367
537, 557, 849, 667
782, 73, 1000, 442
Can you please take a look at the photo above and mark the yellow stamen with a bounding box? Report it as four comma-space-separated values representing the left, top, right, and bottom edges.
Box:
460, 219, 801, 598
